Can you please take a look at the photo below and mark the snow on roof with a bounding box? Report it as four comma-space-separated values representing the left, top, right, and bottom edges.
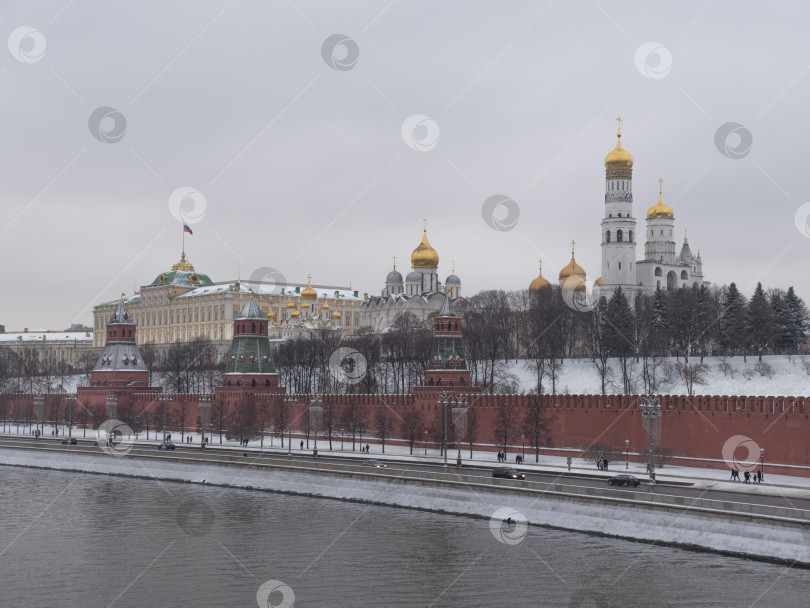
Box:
173, 281, 366, 301
0, 331, 93, 343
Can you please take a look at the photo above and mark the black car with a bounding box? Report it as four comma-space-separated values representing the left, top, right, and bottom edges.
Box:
363, 459, 386, 468
492, 467, 526, 480
158, 441, 176, 451
608, 474, 641, 487
61, 437, 78, 445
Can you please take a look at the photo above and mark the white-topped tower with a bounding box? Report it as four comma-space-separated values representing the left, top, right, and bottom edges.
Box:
644, 178, 676, 264
600, 117, 638, 297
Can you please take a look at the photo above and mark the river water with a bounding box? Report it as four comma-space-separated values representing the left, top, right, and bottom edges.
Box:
0, 466, 807, 607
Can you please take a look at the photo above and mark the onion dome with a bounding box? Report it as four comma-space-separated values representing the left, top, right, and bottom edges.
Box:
301, 276, 317, 300
286, 301, 296, 309
321, 300, 330, 310
386, 259, 403, 284
562, 274, 587, 294
529, 261, 551, 293
290, 309, 300, 319
406, 270, 421, 282
331, 310, 341, 319
301, 301, 310, 309
595, 277, 602, 286
647, 179, 674, 219
411, 228, 439, 268
266, 310, 276, 320
605, 123, 633, 169
445, 260, 460, 286
558, 244, 586, 280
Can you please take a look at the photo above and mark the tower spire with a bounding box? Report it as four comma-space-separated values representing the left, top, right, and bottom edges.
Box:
616, 115, 623, 136
658, 177, 663, 198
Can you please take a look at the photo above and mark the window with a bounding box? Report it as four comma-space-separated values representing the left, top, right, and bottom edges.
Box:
617, 229, 623, 242
618, 262, 621, 270
629, 230, 633, 242
681, 270, 688, 280
618, 212, 622, 217
654, 267, 662, 277
606, 230, 611, 243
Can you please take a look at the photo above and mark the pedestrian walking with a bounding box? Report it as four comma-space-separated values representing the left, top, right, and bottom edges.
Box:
300, 440, 304, 450
604, 458, 609, 471
758, 470, 763, 483
744, 470, 750, 484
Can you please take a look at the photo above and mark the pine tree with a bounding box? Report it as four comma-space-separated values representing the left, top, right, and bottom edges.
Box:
721, 282, 748, 358
605, 287, 636, 393
650, 285, 669, 355
747, 282, 778, 361
781, 286, 808, 352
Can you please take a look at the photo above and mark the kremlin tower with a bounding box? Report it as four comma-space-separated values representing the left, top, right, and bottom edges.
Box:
89, 295, 150, 387
222, 295, 284, 391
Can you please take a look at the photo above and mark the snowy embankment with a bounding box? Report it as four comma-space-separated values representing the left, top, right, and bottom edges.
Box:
506, 354, 810, 396
1, 447, 807, 566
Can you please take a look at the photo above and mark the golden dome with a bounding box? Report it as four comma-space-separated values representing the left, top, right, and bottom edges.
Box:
605, 120, 633, 169
290, 309, 300, 319
266, 310, 276, 319
286, 301, 296, 309
411, 228, 439, 268
301, 276, 317, 300
529, 262, 551, 293
321, 301, 330, 309
301, 301, 310, 309
594, 277, 602, 286
647, 179, 674, 219
559, 244, 586, 280
331, 310, 341, 319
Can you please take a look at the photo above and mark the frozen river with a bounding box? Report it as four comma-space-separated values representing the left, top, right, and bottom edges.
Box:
0, 466, 807, 607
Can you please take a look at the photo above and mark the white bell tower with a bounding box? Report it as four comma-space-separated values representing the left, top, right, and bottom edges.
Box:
600, 117, 638, 296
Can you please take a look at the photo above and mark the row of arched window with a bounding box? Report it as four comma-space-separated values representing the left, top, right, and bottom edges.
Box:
605, 229, 633, 243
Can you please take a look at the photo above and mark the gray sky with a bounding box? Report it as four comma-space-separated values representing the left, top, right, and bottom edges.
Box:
2, 0, 809, 330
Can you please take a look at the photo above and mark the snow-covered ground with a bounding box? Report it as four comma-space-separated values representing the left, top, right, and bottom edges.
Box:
504, 354, 810, 396
0, 445, 807, 566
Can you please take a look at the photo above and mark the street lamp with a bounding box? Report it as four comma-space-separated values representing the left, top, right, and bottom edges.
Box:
66, 394, 74, 440
284, 395, 296, 457
33, 394, 44, 437
197, 395, 211, 449
359, 422, 365, 453
424, 429, 428, 456
625, 439, 629, 469
270, 426, 274, 448
521, 434, 525, 463
639, 397, 662, 485
309, 396, 323, 457
760, 447, 765, 481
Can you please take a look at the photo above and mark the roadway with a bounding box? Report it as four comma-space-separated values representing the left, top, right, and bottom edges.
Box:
2, 435, 810, 512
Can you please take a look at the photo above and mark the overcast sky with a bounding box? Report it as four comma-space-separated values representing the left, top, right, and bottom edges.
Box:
2, 1, 809, 330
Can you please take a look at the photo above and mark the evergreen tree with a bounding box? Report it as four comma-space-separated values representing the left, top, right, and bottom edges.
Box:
650, 285, 669, 355
694, 285, 714, 360
747, 282, 779, 361
721, 282, 748, 357
779, 286, 809, 352
605, 287, 636, 393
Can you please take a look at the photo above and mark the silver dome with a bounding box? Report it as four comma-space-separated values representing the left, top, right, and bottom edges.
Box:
406, 271, 421, 282
445, 274, 461, 285
386, 270, 403, 284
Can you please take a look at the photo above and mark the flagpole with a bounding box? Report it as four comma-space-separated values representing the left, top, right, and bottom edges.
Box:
182, 223, 185, 257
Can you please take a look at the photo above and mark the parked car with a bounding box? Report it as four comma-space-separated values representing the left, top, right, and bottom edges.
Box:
363, 459, 386, 468
608, 474, 641, 487
61, 437, 78, 445
158, 441, 176, 451
492, 467, 525, 480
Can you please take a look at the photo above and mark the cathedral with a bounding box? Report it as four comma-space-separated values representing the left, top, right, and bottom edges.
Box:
530, 120, 708, 299
362, 225, 462, 328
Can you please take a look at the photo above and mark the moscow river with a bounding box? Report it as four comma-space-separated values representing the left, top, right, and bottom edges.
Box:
0, 466, 807, 607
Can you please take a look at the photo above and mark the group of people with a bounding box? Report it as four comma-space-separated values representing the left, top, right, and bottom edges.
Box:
360, 444, 371, 454
597, 458, 609, 471
496, 451, 520, 463
730, 468, 763, 484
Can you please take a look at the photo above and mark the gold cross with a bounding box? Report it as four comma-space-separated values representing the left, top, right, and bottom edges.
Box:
571, 240, 576, 256
423, 219, 427, 232
538, 260, 542, 271
392, 256, 397, 270
658, 178, 664, 196
616, 116, 623, 135
307, 274, 312, 284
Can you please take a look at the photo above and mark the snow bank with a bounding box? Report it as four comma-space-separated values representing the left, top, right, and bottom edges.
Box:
1, 448, 807, 567
506, 354, 810, 396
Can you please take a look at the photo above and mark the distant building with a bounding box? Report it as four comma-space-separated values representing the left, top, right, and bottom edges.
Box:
0, 328, 95, 367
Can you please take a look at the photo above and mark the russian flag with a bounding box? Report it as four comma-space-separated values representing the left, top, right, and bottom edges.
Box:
183, 223, 193, 235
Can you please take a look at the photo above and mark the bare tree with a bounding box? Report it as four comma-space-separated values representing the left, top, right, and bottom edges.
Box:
400, 407, 424, 454
373, 406, 393, 453
522, 403, 553, 463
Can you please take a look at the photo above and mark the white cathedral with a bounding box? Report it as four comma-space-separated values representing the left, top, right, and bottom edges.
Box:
530, 119, 708, 299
